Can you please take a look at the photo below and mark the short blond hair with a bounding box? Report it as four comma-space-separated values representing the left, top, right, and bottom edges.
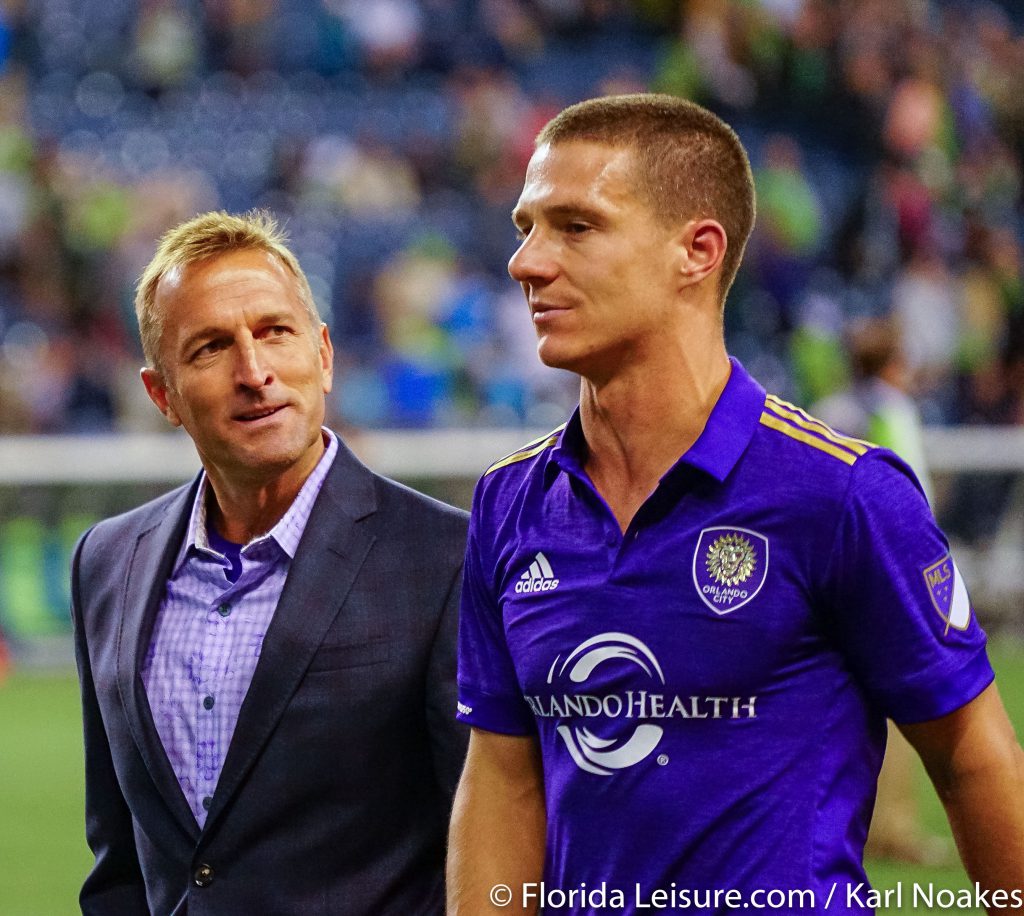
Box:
536, 94, 756, 303
135, 209, 320, 368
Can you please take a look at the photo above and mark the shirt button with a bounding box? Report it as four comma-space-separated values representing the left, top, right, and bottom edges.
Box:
203, 696, 215, 710
202, 796, 212, 811
217, 603, 231, 617
193, 863, 214, 887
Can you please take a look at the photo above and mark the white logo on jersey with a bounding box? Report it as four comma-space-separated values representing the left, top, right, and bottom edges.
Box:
515, 551, 560, 594
546, 633, 664, 776
524, 633, 758, 776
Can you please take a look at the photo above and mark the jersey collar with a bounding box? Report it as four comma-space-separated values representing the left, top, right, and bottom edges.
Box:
547, 357, 766, 486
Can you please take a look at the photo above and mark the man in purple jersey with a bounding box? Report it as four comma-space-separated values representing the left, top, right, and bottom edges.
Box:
448, 95, 1024, 914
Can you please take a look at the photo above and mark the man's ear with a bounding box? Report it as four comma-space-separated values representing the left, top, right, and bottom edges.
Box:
318, 323, 334, 395
677, 218, 727, 290
140, 367, 182, 427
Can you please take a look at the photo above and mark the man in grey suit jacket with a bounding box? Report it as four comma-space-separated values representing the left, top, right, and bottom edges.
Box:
70, 210, 468, 915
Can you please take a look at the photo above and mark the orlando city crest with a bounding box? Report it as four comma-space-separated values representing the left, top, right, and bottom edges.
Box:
692, 527, 769, 615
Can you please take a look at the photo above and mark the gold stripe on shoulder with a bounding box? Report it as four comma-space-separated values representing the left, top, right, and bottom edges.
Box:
764, 395, 873, 455
512, 425, 566, 454
759, 412, 857, 466
484, 425, 565, 476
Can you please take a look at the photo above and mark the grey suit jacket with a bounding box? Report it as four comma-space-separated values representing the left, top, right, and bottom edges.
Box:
71, 435, 469, 915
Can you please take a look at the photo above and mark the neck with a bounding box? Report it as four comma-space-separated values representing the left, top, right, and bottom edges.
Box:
204, 439, 325, 544
579, 340, 730, 530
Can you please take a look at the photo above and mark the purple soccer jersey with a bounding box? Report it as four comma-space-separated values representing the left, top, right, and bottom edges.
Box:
457, 359, 992, 914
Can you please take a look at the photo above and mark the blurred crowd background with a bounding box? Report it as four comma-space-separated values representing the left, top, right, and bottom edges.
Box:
3, 5, 1024, 888
1, 0, 1024, 437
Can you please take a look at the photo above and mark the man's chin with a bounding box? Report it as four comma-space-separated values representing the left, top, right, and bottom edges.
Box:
537, 342, 590, 376
536, 341, 576, 372
205, 438, 315, 485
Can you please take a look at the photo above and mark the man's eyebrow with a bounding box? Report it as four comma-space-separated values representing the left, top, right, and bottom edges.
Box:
178, 312, 296, 356
179, 326, 226, 356
511, 203, 606, 225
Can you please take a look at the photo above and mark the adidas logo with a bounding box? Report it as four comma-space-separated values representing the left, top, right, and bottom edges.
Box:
515, 552, 560, 594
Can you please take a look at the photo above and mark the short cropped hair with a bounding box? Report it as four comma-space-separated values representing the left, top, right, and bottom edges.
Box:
536, 94, 756, 302
135, 209, 320, 369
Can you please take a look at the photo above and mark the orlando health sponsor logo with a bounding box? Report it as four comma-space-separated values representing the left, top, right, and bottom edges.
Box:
523, 632, 757, 776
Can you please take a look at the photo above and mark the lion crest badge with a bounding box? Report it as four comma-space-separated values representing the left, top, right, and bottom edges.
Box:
692, 526, 769, 615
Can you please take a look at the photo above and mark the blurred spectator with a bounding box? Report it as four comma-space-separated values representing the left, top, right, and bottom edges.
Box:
749, 133, 824, 324
330, 0, 424, 78
450, 66, 539, 203
369, 233, 463, 425
890, 243, 960, 418
201, 0, 278, 76
815, 316, 932, 497
300, 133, 422, 216
133, 2, 201, 93
0, 626, 9, 681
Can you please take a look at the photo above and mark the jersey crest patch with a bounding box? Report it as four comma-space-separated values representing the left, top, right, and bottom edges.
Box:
922, 553, 972, 634
692, 527, 768, 615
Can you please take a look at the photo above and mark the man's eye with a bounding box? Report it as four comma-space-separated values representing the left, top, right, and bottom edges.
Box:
566, 222, 591, 235
193, 341, 223, 359
264, 325, 290, 337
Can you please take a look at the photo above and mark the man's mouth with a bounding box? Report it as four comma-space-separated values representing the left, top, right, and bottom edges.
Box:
531, 301, 571, 322
234, 405, 285, 422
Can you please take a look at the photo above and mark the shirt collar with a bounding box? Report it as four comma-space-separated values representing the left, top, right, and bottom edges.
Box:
546, 357, 765, 485
175, 428, 339, 572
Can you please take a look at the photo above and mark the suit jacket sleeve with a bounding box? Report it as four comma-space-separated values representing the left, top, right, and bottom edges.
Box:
71, 529, 149, 915
425, 558, 468, 803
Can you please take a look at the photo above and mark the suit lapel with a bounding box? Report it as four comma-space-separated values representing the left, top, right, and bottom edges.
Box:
117, 477, 203, 841
203, 442, 378, 834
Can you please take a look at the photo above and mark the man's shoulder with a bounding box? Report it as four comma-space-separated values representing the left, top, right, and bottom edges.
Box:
482, 425, 565, 479
473, 425, 564, 504
72, 480, 195, 600
80, 480, 194, 558
751, 392, 880, 480
372, 472, 469, 535
748, 392, 928, 509
458, 426, 565, 560
354, 471, 468, 576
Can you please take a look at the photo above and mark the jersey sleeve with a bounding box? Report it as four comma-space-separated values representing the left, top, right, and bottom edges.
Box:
822, 449, 994, 724
456, 481, 536, 735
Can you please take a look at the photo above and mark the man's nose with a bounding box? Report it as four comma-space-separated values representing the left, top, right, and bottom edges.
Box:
235, 340, 273, 389
508, 230, 558, 285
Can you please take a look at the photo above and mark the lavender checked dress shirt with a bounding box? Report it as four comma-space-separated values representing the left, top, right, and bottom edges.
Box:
141, 431, 338, 826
